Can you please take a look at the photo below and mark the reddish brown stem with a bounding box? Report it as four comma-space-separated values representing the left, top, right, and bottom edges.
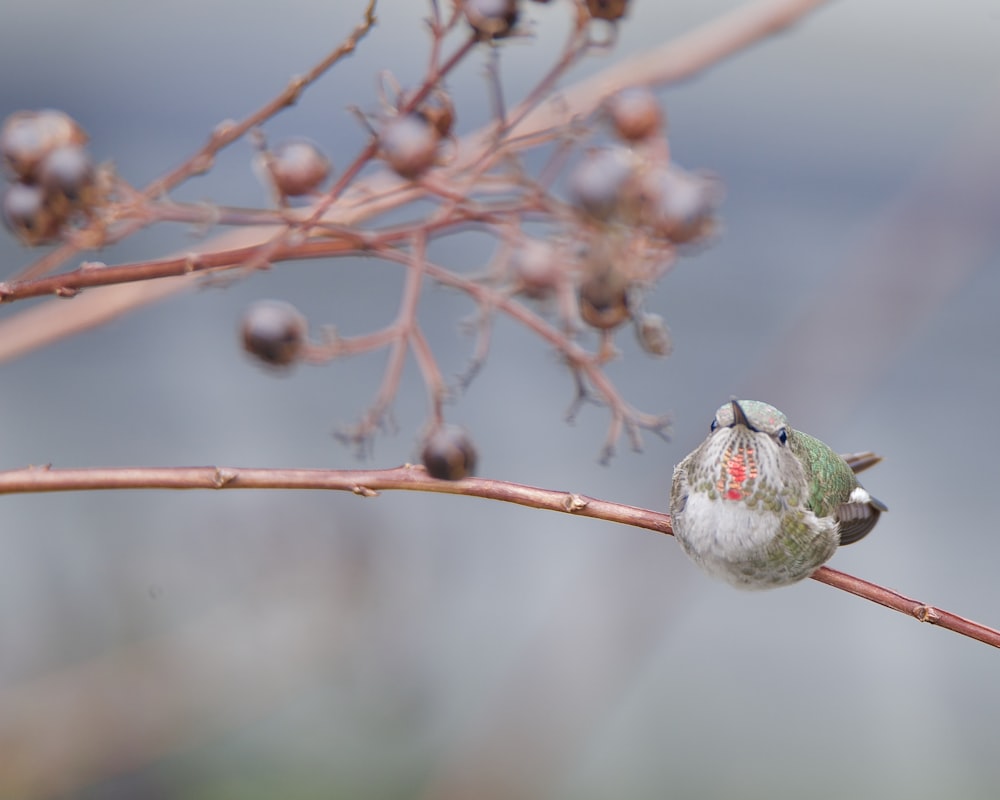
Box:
12, 0, 379, 283
0, 462, 995, 649
809, 568, 1000, 648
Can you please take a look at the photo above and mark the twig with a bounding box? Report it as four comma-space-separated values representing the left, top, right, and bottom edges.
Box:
0, 0, 833, 322
334, 231, 431, 453
810, 569, 1000, 648
10, 0, 380, 284
0, 462, 996, 649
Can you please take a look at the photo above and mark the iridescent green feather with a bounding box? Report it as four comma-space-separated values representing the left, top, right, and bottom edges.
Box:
789, 429, 857, 517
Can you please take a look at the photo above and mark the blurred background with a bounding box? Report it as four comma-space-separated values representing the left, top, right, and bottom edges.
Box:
1, 1, 999, 797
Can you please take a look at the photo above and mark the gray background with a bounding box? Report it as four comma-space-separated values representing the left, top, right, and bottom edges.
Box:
1, 1, 999, 798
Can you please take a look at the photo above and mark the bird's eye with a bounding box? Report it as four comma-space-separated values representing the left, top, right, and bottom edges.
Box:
710, 419, 719, 432
776, 428, 788, 445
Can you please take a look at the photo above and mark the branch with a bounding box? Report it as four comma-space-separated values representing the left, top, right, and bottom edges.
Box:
1, 463, 996, 650
0, 0, 835, 360
809, 569, 1000, 648
9, 0, 380, 284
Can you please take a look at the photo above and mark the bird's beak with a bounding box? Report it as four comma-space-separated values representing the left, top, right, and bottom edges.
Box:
729, 399, 755, 430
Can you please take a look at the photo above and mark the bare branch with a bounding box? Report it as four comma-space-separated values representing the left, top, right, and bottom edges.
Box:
11, 0, 381, 284
0, 0, 834, 357
0, 461, 995, 649
810, 569, 1000, 649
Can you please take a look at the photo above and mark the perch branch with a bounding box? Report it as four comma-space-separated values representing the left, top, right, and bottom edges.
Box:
0, 462, 996, 650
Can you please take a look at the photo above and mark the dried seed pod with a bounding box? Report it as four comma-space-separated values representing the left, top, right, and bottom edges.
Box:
421, 425, 478, 480
240, 300, 308, 368
635, 312, 673, 357
2, 182, 63, 245
380, 113, 439, 180
464, 0, 520, 39
586, 0, 630, 21
38, 145, 97, 217
509, 238, 564, 299
416, 90, 456, 140
578, 268, 632, 330
605, 87, 664, 143
569, 147, 635, 222
263, 138, 331, 197
1, 109, 88, 182
636, 166, 722, 244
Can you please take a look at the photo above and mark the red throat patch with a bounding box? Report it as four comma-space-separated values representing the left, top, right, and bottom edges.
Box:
719, 445, 758, 501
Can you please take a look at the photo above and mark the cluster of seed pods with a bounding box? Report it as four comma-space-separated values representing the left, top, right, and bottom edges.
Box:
1, 110, 100, 246
236, 1, 720, 476
2, 1, 713, 478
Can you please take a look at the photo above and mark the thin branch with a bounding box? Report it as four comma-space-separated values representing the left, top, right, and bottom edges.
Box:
0, 463, 668, 527
11, 0, 380, 284
0, 0, 833, 345
810, 569, 1000, 649
501, 0, 834, 141
335, 231, 430, 453
0, 462, 995, 649
232, 32, 480, 276
0, 206, 519, 303
414, 256, 671, 453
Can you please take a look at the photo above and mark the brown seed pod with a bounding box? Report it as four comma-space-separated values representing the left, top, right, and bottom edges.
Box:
380, 114, 439, 180
421, 424, 478, 480
464, 0, 520, 40
38, 145, 97, 217
240, 300, 308, 368
569, 147, 635, 222
578, 268, 632, 330
1, 109, 88, 182
605, 87, 664, 143
263, 138, 331, 197
415, 90, 456, 140
509, 238, 564, 299
586, 0, 630, 21
635, 166, 722, 244
2, 182, 64, 245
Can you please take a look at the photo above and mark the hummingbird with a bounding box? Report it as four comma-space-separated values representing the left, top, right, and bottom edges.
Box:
669, 399, 886, 589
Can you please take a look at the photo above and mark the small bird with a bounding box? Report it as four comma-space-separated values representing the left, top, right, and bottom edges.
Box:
669, 399, 886, 589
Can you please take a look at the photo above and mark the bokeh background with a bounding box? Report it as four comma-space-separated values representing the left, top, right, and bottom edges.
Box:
2, 1, 999, 797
